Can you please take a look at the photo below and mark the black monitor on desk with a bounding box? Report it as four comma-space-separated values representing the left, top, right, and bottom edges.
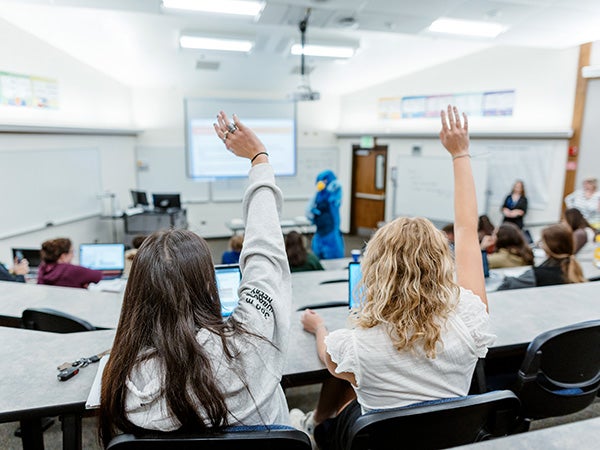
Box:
130, 190, 149, 207
152, 193, 181, 210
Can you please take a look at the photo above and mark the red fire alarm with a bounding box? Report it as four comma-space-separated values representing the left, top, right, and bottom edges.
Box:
568, 146, 578, 157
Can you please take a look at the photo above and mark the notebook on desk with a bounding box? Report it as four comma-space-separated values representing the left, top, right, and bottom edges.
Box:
215, 264, 242, 317
79, 243, 125, 279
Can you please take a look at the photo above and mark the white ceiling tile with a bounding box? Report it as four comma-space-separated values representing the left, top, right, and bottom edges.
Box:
445, 0, 541, 24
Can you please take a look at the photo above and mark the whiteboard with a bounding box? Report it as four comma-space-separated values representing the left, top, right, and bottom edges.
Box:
394, 155, 488, 223
136, 146, 210, 203
0, 148, 102, 238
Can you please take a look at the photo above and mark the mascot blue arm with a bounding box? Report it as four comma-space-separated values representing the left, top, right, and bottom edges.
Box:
306, 170, 345, 259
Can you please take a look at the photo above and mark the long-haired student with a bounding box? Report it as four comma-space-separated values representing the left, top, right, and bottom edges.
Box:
291, 106, 494, 450
99, 112, 292, 446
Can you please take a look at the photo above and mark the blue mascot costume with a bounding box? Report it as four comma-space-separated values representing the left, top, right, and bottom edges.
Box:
306, 170, 345, 259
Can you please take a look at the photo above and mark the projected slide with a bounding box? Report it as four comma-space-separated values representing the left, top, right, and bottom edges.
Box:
185, 98, 297, 179
189, 118, 295, 178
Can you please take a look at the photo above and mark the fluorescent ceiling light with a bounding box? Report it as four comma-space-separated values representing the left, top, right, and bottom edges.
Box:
290, 44, 355, 58
163, 0, 264, 16
428, 17, 507, 38
180, 35, 254, 52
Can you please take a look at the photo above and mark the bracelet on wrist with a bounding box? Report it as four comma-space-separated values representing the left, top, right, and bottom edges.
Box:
452, 153, 471, 161
251, 151, 269, 163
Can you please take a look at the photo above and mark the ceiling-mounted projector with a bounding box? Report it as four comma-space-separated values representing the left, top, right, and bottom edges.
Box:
289, 85, 321, 101
289, 8, 320, 102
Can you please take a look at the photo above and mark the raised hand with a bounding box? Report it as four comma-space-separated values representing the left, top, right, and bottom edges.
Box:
440, 105, 469, 158
213, 111, 268, 164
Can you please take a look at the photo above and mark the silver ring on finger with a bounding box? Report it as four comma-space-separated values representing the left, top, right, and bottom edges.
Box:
227, 123, 237, 133
223, 130, 229, 141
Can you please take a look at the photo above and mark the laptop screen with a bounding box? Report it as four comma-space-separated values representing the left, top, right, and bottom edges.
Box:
215, 264, 241, 317
79, 244, 125, 271
348, 262, 365, 309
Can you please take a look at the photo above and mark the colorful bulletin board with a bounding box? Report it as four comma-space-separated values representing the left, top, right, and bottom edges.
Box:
378, 90, 515, 119
0, 71, 59, 109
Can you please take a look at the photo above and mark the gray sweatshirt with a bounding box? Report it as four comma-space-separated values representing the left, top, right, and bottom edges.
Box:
124, 163, 292, 431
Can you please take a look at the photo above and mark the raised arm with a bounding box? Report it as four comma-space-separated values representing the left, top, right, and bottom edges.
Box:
439, 105, 488, 309
213, 112, 291, 349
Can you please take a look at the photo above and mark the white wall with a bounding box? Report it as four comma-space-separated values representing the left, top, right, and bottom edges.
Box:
334, 45, 580, 231
339, 46, 578, 134
0, 18, 134, 128
576, 40, 600, 190
0, 19, 138, 262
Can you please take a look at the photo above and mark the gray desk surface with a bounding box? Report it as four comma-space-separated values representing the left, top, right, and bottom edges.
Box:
454, 417, 600, 449
0, 327, 115, 421
0, 281, 123, 329
1, 281, 599, 445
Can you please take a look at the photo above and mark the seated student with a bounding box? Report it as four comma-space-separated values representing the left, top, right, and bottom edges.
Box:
497, 223, 586, 290
442, 223, 455, 254
285, 231, 324, 272
0, 257, 29, 283
123, 235, 147, 277
478, 214, 495, 253
564, 208, 596, 253
99, 112, 292, 446
221, 234, 244, 265
290, 106, 494, 450
37, 238, 103, 289
481, 222, 534, 269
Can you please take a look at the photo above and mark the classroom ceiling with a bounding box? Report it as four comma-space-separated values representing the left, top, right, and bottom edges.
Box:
0, 0, 599, 96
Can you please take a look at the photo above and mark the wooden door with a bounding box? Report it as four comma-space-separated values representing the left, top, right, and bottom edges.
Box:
351, 145, 387, 236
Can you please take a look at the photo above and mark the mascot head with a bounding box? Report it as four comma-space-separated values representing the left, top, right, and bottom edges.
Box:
315, 170, 337, 192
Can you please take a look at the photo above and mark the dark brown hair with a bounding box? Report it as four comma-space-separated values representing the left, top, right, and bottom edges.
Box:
131, 235, 147, 249
285, 231, 308, 267
99, 229, 254, 446
495, 222, 534, 265
41, 238, 72, 263
540, 224, 585, 283
564, 208, 591, 231
478, 215, 495, 241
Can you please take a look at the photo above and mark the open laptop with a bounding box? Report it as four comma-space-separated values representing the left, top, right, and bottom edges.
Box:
348, 261, 365, 309
215, 264, 242, 317
79, 243, 125, 279
11, 248, 42, 276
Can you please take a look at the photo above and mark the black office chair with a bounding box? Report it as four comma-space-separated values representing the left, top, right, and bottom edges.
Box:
22, 307, 96, 333
511, 319, 600, 431
345, 390, 521, 450
107, 425, 312, 450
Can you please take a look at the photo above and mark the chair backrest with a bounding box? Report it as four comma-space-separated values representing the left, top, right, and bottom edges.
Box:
514, 319, 600, 419
107, 426, 311, 450
347, 390, 521, 450
22, 307, 96, 333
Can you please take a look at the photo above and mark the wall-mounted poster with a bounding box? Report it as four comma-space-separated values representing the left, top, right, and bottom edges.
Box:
384, 89, 516, 119
0, 71, 58, 109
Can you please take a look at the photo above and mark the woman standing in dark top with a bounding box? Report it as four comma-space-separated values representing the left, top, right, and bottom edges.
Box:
502, 180, 528, 229
285, 231, 324, 272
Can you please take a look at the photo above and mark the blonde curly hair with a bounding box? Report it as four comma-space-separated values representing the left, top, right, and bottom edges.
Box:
355, 217, 459, 358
